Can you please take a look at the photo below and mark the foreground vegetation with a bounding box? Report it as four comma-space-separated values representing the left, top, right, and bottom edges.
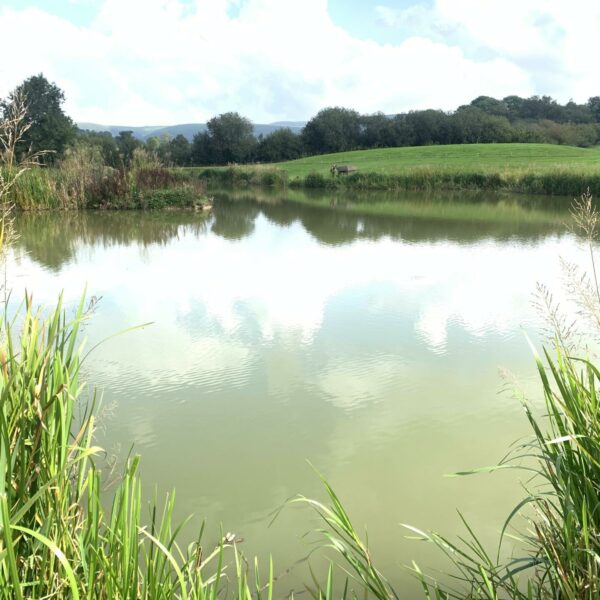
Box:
0, 296, 280, 599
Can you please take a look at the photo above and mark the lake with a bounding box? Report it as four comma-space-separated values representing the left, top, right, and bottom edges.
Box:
8, 189, 583, 596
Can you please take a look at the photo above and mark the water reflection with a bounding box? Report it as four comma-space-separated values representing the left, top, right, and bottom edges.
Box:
8, 189, 581, 594
14, 211, 210, 271
14, 187, 571, 272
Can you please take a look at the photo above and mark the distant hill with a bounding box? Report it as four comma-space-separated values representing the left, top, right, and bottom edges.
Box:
77, 121, 305, 141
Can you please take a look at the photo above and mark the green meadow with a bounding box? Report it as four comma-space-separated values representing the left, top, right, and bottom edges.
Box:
188, 143, 600, 196
276, 143, 600, 177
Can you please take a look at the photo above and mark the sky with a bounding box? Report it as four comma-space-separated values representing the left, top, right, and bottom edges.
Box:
0, 0, 599, 125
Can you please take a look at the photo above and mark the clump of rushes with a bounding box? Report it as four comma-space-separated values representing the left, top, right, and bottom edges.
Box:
0, 294, 277, 598
297, 193, 600, 599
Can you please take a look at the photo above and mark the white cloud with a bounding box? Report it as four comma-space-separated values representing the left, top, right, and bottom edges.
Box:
0, 0, 535, 124
377, 0, 600, 101
0, 1, 598, 125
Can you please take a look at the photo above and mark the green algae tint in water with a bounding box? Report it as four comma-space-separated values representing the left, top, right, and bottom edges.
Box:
9, 190, 579, 595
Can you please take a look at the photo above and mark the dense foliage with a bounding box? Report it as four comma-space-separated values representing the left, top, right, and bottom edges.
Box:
0, 74, 76, 163
4, 73, 600, 169
191, 112, 256, 165
149, 95, 600, 165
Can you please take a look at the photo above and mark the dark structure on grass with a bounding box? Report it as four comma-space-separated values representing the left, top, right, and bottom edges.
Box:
330, 164, 358, 176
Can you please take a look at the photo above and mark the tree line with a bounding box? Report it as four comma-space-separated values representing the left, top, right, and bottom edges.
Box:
4, 74, 600, 169
144, 96, 600, 166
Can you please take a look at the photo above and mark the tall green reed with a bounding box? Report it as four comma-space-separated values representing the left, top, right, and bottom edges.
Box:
0, 294, 279, 599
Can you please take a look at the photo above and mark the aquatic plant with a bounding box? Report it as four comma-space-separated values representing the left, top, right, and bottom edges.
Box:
0, 294, 280, 599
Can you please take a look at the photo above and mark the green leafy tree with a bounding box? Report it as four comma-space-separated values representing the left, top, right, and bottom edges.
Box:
386, 114, 415, 146
451, 106, 512, 143
563, 100, 594, 124
168, 134, 192, 166
115, 131, 141, 167
587, 97, 600, 122
1, 74, 76, 163
301, 107, 361, 154
359, 112, 395, 148
469, 96, 509, 117
204, 112, 256, 164
520, 95, 563, 121
404, 109, 452, 145
191, 131, 211, 165
146, 134, 172, 163
145, 136, 162, 153
77, 130, 120, 167
256, 128, 303, 162
503, 95, 526, 120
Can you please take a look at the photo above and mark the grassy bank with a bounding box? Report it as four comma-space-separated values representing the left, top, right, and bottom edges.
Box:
185, 143, 600, 196
5, 147, 210, 210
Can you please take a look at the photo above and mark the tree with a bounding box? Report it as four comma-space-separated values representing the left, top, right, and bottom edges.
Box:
451, 106, 512, 143
1, 74, 76, 163
387, 114, 415, 146
404, 110, 452, 145
115, 131, 141, 167
359, 113, 395, 148
469, 96, 509, 117
77, 130, 120, 167
191, 131, 211, 165
503, 95, 526, 120
519, 95, 563, 121
256, 128, 303, 162
145, 136, 162, 154
563, 101, 593, 124
167, 134, 192, 166
587, 97, 600, 122
204, 112, 256, 164
301, 107, 361, 154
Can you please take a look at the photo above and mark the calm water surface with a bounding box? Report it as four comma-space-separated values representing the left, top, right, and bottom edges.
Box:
9, 190, 582, 595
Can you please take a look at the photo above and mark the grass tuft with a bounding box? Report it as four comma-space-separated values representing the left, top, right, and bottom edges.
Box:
0, 294, 275, 598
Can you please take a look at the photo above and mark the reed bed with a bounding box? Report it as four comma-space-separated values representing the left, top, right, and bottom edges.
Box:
0, 295, 278, 599
6, 146, 209, 211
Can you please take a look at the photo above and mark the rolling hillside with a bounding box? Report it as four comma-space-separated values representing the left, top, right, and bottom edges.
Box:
274, 143, 600, 178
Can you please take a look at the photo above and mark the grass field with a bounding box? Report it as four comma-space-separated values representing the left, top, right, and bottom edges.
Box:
187, 143, 600, 195
276, 143, 600, 177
